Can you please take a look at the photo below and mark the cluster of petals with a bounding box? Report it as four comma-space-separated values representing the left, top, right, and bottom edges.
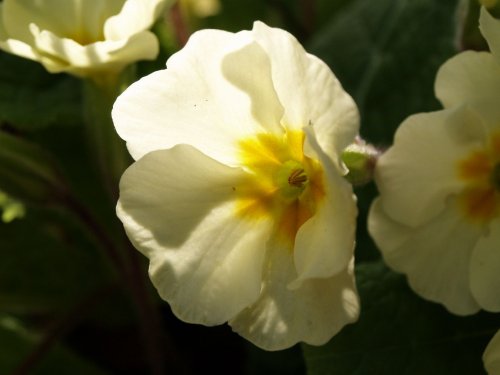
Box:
368, 7, 500, 316
0, 0, 169, 78
113, 21, 360, 350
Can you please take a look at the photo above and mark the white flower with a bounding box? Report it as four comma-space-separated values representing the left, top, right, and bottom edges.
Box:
113, 22, 360, 350
0, 0, 170, 78
484, 330, 500, 375
368, 8, 500, 315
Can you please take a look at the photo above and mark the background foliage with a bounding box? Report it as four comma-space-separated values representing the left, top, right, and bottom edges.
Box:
0, 0, 498, 374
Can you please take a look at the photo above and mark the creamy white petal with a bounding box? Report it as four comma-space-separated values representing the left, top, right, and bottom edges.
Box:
30, 25, 158, 75
470, 219, 500, 312
369, 198, 482, 315
113, 29, 284, 163
104, 0, 168, 40
117, 145, 271, 324
251, 21, 359, 163
221, 41, 284, 135
3, 0, 123, 44
0, 6, 39, 61
435, 51, 500, 127
292, 127, 357, 286
480, 7, 500, 64
376, 107, 485, 227
229, 245, 359, 350
484, 330, 500, 375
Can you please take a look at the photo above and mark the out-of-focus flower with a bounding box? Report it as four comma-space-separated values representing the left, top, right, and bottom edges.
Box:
368, 7, 500, 315
0, 0, 170, 79
179, 0, 221, 18
484, 330, 500, 374
113, 22, 360, 350
479, 0, 498, 9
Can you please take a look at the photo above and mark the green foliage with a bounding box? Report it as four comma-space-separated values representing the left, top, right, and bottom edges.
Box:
0, 315, 109, 374
0, 208, 112, 314
0, 52, 81, 130
0, 190, 25, 222
0, 131, 68, 204
308, 0, 465, 144
303, 262, 498, 375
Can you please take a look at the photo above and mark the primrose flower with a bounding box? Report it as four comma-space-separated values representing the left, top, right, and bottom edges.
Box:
0, 0, 170, 78
484, 330, 500, 374
368, 8, 500, 315
114, 22, 360, 350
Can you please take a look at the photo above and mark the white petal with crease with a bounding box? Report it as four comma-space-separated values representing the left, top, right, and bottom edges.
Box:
118, 145, 271, 324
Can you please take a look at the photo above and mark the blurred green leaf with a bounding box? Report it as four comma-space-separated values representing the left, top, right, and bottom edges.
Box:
0, 315, 109, 375
308, 0, 465, 144
245, 342, 305, 375
199, 0, 270, 31
0, 131, 69, 205
303, 262, 499, 375
0, 52, 81, 130
0, 208, 112, 314
0, 190, 25, 222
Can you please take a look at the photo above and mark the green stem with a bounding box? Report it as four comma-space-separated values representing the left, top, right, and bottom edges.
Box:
81, 69, 178, 373
82, 71, 133, 199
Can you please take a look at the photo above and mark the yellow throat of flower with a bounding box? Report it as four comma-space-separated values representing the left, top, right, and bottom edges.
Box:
235, 129, 325, 247
457, 133, 500, 223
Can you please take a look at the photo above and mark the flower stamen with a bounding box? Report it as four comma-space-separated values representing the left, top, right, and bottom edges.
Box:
288, 168, 307, 187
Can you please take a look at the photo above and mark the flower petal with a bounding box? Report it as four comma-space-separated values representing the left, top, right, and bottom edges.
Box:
470, 219, 500, 312
3, 0, 123, 44
113, 28, 285, 163
229, 245, 359, 350
375, 107, 485, 227
117, 145, 271, 324
221, 41, 284, 136
435, 50, 500, 126
291, 127, 357, 285
484, 330, 500, 375
251, 21, 359, 163
480, 7, 500, 64
30, 24, 158, 75
104, 0, 168, 40
0, 5, 39, 61
368, 198, 482, 315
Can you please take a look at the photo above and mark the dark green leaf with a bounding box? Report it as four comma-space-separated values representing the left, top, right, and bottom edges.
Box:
303, 262, 499, 375
308, 0, 465, 144
0, 315, 109, 375
0, 208, 112, 314
0, 131, 68, 204
0, 52, 81, 130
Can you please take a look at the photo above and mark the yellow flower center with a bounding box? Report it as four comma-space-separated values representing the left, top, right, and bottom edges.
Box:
457, 133, 500, 223
234, 130, 325, 247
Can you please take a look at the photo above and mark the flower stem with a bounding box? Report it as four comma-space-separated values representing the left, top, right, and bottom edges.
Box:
82, 71, 133, 199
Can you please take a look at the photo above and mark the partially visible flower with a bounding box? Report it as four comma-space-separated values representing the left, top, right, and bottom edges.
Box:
0, 0, 170, 79
113, 22, 360, 350
484, 330, 500, 374
180, 0, 221, 18
368, 8, 500, 315
480, 0, 498, 9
